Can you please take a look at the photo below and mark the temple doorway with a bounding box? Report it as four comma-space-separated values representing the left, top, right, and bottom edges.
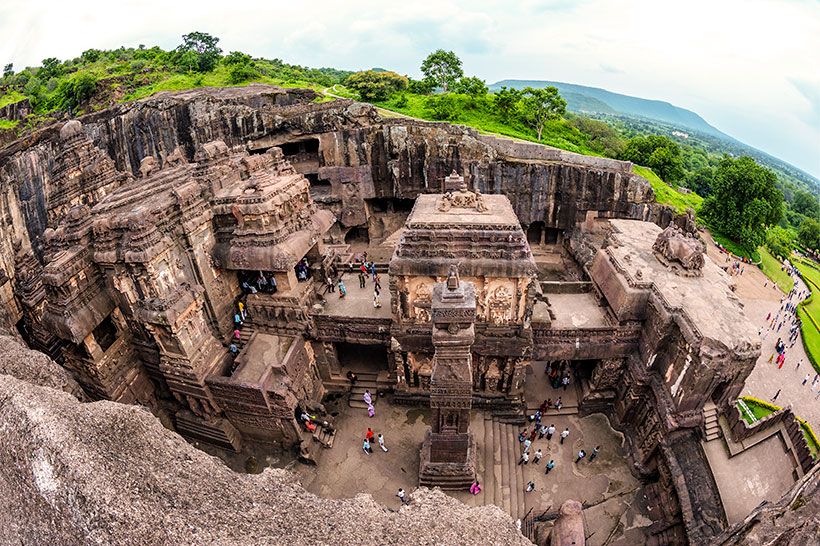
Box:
336, 342, 388, 373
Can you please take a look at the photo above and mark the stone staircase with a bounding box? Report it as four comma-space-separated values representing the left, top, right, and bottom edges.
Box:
460, 413, 527, 524
348, 371, 380, 408
299, 422, 336, 464
703, 401, 722, 442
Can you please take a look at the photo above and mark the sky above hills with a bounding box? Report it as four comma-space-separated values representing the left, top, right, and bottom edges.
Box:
2, 0, 819, 178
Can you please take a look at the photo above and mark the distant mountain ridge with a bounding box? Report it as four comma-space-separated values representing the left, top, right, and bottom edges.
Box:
490, 79, 729, 139
490, 79, 819, 193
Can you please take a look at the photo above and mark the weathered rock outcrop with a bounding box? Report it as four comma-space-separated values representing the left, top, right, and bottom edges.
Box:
0, 333, 86, 400
0, 369, 528, 545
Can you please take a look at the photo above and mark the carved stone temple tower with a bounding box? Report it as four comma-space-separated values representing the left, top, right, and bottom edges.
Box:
418, 265, 477, 489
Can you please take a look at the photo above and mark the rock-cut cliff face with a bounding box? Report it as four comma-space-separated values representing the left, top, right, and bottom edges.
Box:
0, 84, 667, 270
0, 339, 528, 545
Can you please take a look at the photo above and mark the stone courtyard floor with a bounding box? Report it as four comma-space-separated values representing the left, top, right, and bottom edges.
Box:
291, 396, 654, 545
702, 432, 797, 524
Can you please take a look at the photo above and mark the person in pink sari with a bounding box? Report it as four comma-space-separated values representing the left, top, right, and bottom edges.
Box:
470, 480, 481, 495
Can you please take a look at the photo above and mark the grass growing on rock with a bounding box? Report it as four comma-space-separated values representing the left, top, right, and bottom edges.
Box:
632, 165, 703, 214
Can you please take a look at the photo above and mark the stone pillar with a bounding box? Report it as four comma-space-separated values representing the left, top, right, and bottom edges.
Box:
419, 265, 477, 489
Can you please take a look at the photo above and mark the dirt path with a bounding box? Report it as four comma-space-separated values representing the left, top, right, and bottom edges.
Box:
703, 231, 817, 428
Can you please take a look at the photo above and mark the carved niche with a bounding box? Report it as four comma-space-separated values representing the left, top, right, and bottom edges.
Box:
487, 284, 514, 324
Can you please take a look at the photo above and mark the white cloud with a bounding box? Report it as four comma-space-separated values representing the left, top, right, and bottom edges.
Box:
1, 0, 818, 177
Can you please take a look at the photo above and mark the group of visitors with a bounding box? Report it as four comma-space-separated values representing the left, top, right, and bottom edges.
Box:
515, 420, 604, 493
240, 270, 278, 294
295, 258, 312, 282
545, 362, 571, 390
362, 426, 389, 454
323, 253, 383, 308
227, 301, 248, 373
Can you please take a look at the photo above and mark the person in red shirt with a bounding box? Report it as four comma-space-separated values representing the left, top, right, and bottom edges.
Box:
366, 428, 374, 442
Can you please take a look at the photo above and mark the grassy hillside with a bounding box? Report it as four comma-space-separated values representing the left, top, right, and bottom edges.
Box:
794, 256, 820, 370
632, 165, 702, 214
369, 91, 602, 156
491, 79, 723, 138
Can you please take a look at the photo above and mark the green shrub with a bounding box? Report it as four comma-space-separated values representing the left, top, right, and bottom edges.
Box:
425, 94, 461, 120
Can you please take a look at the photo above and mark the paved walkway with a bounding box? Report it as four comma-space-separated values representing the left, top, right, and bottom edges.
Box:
704, 235, 816, 428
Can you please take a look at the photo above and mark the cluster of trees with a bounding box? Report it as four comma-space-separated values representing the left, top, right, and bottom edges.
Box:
700, 156, 784, 251
344, 50, 567, 143
0, 32, 352, 116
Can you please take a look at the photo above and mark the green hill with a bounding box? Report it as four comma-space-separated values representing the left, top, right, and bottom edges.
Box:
490, 79, 728, 138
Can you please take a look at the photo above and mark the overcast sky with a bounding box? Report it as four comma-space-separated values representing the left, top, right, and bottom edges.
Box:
2, 0, 819, 178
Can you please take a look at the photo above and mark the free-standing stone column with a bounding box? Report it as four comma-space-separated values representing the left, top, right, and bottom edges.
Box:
418, 265, 477, 489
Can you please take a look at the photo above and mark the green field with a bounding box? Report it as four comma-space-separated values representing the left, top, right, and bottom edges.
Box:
793, 256, 820, 371
631, 165, 703, 214
0, 119, 19, 130
758, 246, 795, 293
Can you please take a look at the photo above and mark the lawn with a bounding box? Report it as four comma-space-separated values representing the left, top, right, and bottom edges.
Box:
758, 246, 795, 293
793, 256, 820, 371
0, 119, 19, 130
738, 397, 776, 423
632, 165, 703, 214
739, 397, 820, 457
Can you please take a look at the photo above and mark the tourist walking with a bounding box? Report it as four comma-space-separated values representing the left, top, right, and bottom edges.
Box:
560, 428, 570, 444
373, 289, 382, 308
562, 375, 570, 390
358, 270, 366, 289
397, 488, 408, 504
367, 403, 375, 418
525, 480, 536, 493
545, 459, 555, 475
366, 428, 374, 442
338, 278, 347, 298
575, 449, 587, 463
378, 433, 388, 452
229, 343, 238, 356
470, 480, 481, 495
363, 390, 373, 406
523, 438, 532, 453
772, 389, 781, 402
589, 446, 600, 462
546, 424, 555, 441
532, 449, 543, 464
518, 451, 529, 465
362, 438, 373, 454
803, 373, 811, 386
555, 397, 563, 411
233, 328, 241, 342
538, 423, 548, 439
238, 301, 246, 320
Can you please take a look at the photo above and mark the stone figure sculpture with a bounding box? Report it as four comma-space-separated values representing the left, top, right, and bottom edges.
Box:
652, 224, 706, 275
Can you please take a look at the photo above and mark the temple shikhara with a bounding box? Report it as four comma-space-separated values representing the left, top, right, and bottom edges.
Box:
1, 85, 802, 546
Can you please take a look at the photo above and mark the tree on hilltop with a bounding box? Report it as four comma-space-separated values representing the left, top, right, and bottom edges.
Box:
798, 218, 819, 251
175, 32, 222, 73
420, 49, 463, 93
453, 76, 487, 97
493, 86, 522, 121
345, 70, 408, 101
701, 155, 783, 251
521, 86, 566, 141
621, 135, 684, 183
3, 63, 12, 78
